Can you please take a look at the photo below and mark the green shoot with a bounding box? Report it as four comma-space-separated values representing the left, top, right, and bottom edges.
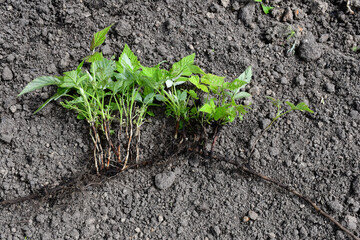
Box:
265, 96, 314, 131
254, 0, 274, 14
352, 46, 360, 52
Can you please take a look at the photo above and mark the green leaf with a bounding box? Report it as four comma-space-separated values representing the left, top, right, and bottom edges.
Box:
77, 114, 86, 120
295, 102, 314, 113
189, 75, 200, 86
229, 66, 252, 92
254, 0, 262, 2
170, 53, 195, 76
84, 52, 104, 63
199, 103, 213, 114
201, 74, 225, 93
155, 94, 166, 102
266, 96, 281, 108
188, 89, 198, 99
147, 111, 155, 117
91, 58, 116, 82
261, 4, 274, 14
285, 101, 296, 110
117, 44, 140, 73
285, 101, 314, 113
213, 106, 225, 121
33, 88, 69, 114
76, 61, 84, 74
199, 84, 209, 93
90, 24, 113, 51
189, 65, 206, 75
18, 76, 62, 96
60, 70, 78, 88
233, 92, 251, 99
143, 92, 155, 104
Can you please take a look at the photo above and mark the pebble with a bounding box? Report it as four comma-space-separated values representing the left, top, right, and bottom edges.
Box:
325, 82, 335, 93
69, 229, 80, 240
280, 77, 289, 84
2, 66, 13, 81
296, 73, 306, 86
311, 0, 328, 14
238, 2, 255, 28
158, 215, 164, 223
102, 45, 112, 55
282, 7, 293, 22
155, 171, 176, 190
299, 33, 322, 62
269, 147, 280, 157
135, 227, 141, 233
344, 215, 358, 230
0, 116, 15, 143
10, 105, 17, 113
328, 199, 343, 212
213, 225, 221, 236
115, 20, 132, 37
85, 218, 96, 226
220, 0, 230, 8
268, 232, 276, 239
243, 216, 250, 222
248, 210, 258, 220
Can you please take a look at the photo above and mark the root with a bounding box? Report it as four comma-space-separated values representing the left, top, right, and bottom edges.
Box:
90, 124, 100, 175
135, 126, 141, 164
174, 120, 180, 139
211, 153, 360, 240
123, 121, 133, 170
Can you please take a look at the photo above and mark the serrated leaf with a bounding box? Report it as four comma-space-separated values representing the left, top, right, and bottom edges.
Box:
90, 24, 113, 51
33, 88, 69, 114
84, 52, 104, 63
91, 58, 116, 82
60, 70, 78, 88
295, 102, 314, 113
214, 106, 228, 121
18, 76, 62, 96
170, 53, 195, 76
199, 84, 209, 93
117, 44, 140, 73
201, 74, 225, 92
189, 75, 200, 86
261, 4, 274, 14
199, 103, 213, 114
189, 65, 205, 75
285, 101, 296, 110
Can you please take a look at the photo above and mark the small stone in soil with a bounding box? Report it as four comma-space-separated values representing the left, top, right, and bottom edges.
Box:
248, 210, 258, 220
2, 66, 13, 81
155, 171, 176, 190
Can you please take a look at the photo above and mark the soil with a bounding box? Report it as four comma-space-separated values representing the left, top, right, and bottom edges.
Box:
0, 0, 359, 239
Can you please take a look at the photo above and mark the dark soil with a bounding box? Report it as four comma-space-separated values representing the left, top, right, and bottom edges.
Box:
1, 0, 360, 239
